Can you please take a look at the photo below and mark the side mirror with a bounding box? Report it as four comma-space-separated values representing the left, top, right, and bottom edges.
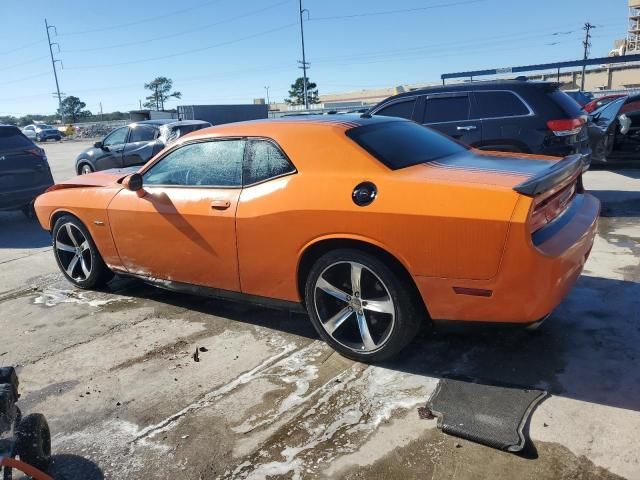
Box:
94, 141, 104, 149
123, 173, 143, 192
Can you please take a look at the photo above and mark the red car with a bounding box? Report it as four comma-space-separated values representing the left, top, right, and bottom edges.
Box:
583, 94, 626, 113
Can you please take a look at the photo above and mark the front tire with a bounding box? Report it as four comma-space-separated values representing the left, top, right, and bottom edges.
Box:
304, 249, 423, 362
52, 215, 113, 289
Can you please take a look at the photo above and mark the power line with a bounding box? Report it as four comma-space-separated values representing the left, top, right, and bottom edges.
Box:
58, 0, 227, 37
4, 55, 49, 70
2, 71, 51, 85
65, 22, 296, 70
63, 0, 291, 53
309, 0, 487, 21
0, 39, 47, 56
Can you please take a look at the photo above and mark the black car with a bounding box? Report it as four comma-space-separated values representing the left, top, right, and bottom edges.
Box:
369, 80, 591, 167
0, 125, 54, 217
75, 119, 211, 174
588, 95, 640, 163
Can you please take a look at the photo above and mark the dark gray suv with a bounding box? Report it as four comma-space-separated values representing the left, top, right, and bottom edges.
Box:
75, 119, 211, 174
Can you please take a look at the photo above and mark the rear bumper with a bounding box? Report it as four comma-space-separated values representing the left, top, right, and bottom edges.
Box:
36, 131, 61, 139
0, 183, 53, 210
415, 193, 600, 324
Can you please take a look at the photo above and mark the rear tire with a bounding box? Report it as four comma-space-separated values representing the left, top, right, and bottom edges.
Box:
304, 249, 423, 363
15, 413, 51, 473
52, 214, 114, 289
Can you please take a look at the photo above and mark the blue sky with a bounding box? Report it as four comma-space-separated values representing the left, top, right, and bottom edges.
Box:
0, 0, 629, 116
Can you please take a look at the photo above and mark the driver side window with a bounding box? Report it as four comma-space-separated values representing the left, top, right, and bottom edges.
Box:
103, 127, 129, 147
143, 140, 245, 187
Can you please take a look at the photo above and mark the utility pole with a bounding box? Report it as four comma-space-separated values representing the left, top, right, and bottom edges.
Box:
264, 86, 270, 106
45, 18, 64, 123
99, 102, 103, 122
139, 99, 143, 109
154, 83, 160, 111
298, 0, 310, 109
580, 22, 596, 91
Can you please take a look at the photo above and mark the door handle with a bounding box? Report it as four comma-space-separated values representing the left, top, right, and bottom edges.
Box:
456, 125, 477, 131
211, 199, 231, 210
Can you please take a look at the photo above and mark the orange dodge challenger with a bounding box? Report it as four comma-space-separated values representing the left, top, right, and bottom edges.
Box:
35, 115, 599, 361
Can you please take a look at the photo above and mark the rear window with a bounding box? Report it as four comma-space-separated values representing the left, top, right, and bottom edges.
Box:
549, 91, 584, 118
346, 120, 468, 170
0, 127, 35, 149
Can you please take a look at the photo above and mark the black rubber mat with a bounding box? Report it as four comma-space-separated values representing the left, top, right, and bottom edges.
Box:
426, 377, 546, 452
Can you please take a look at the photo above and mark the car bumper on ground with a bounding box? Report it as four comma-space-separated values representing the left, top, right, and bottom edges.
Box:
415, 193, 600, 324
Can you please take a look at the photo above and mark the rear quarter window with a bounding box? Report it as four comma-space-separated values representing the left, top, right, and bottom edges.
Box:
374, 99, 416, 120
346, 120, 468, 170
473, 91, 530, 118
0, 127, 35, 149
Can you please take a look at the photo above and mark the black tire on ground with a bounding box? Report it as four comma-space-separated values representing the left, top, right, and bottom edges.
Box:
15, 413, 52, 472
52, 214, 114, 289
79, 163, 94, 175
304, 248, 424, 363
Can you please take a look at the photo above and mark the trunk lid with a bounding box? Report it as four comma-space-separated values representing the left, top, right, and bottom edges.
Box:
413, 150, 563, 190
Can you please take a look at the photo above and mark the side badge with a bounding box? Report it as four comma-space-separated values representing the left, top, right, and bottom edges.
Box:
352, 181, 377, 207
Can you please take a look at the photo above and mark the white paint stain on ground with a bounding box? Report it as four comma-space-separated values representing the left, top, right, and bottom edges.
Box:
226, 366, 438, 480
53, 419, 171, 478
34, 287, 129, 307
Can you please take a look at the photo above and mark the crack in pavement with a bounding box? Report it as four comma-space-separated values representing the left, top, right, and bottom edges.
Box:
131, 342, 301, 443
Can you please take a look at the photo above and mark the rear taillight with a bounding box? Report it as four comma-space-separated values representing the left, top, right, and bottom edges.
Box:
25, 147, 45, 157
530, 181, 577, 233
546, 117, 586, 137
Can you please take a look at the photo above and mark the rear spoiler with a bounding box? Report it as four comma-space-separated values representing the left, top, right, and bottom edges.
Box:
513, 154, 583, 197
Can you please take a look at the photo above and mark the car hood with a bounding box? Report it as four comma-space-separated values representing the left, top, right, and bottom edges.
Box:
402, 150, 560, 190
48, 167, 138, 191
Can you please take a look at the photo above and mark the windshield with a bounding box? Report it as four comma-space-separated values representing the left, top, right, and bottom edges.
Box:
346, 120, 468, 170
37, 125, 54, 129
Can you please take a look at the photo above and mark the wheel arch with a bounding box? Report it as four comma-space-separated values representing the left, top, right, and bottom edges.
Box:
296, 236, 430, 318
50, 209, 82, 232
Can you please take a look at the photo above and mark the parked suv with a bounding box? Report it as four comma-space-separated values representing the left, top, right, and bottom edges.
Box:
369, 80, 591, 167
0, 125, 54, 217
22, 124, 62, 142
75, 119, 211, 174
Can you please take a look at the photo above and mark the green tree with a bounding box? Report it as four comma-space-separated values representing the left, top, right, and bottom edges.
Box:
143, 77, 182, 110
58, 96, 92, 123
285, 77, 319, 106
